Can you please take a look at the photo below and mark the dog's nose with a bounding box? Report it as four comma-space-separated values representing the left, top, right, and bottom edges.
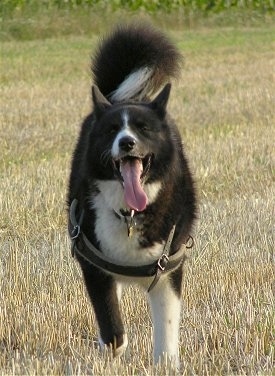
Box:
119, 136, 136, 152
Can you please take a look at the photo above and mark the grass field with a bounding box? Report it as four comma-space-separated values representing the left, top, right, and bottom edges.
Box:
1, 15, 275, 375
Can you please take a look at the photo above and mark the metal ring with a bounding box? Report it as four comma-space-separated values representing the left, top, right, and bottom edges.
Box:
186, 235, 194, 249
71, 225, 80, 240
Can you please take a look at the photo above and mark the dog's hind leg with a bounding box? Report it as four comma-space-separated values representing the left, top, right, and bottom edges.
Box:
80, 263, 127, 357
147, 271, 182, 367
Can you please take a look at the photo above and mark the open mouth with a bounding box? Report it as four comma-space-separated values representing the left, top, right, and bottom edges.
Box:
113, 154, 152, 182
112, 154, 152, 212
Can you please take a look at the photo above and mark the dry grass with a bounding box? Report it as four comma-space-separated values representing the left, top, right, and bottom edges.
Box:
0, 26, 274, 375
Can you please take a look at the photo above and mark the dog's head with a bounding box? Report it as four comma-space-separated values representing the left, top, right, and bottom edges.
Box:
87, 83, 176, 212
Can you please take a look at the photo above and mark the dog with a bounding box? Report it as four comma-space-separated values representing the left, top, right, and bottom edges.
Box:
68, 23, 196, 366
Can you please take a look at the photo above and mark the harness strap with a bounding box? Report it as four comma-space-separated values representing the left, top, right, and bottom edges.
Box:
69, 199, 188, 292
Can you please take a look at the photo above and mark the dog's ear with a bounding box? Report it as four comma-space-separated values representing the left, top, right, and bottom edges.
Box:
92, 85, 111, 118
149, 83, 171, 118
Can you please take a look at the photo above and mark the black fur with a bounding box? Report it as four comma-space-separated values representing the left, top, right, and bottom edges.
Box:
92, 24, 182, 99
68, 23, 196, 356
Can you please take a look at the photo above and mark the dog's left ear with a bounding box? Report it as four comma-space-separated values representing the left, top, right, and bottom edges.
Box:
92, 85, 111, 118
149, 83, 171, 118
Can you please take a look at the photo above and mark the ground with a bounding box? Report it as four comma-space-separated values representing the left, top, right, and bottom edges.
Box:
0, 20, 274, 375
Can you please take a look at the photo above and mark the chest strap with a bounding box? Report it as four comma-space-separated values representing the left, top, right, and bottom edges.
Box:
69, 199, 191, 292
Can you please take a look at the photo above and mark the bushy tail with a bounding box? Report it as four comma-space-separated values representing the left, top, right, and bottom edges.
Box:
92, 23, 181, 103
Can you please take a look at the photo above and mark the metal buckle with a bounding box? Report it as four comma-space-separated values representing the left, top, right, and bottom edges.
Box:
157, 254, 169, 271
71, 224, 80, 240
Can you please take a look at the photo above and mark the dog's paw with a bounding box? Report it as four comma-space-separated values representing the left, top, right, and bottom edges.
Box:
98, 333, 128, 357
112, 333, 128, 357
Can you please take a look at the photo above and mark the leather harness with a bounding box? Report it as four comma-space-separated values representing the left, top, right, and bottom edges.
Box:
68, 199, 193, 292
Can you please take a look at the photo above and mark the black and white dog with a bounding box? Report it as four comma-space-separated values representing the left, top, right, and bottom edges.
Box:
68, 24, 196, 366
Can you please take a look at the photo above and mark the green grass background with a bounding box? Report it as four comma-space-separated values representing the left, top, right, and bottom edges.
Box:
1, 0, 274, 41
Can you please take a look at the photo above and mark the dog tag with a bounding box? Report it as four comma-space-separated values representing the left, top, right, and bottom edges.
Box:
127, 210, 135, 238
128, 225, 134, 238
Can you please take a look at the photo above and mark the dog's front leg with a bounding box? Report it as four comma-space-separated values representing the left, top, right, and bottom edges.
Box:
148, 274, 182, 367
79, 263, 127, 357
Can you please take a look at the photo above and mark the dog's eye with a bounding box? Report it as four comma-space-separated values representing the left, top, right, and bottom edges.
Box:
136, 121, 149, 131
108, 124, 120, 134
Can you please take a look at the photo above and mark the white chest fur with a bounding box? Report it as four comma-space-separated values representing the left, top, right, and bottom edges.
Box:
91, 181, 181, 367
91, 180, 163, 266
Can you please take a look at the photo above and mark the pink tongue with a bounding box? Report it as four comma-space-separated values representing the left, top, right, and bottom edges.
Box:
120, 159, 148, 212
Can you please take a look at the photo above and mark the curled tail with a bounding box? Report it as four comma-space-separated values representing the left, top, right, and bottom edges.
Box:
92, 23, 181, 103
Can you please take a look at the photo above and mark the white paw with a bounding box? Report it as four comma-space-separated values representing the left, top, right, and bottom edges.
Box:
113, 333, 128, 357
98, 333, 128, 357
